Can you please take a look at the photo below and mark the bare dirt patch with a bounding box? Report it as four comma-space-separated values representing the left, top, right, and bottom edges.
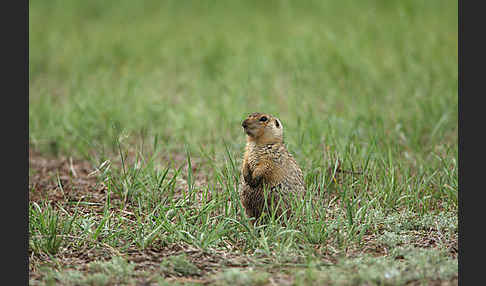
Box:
29, 149, 107, 206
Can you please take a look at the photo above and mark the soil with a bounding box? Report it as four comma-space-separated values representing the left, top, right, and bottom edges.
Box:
29, 150, 107, 207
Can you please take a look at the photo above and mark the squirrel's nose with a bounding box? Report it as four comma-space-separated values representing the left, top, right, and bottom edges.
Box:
242, 119, 249, 128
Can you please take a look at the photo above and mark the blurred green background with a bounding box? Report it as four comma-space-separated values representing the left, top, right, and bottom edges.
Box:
29, 0, 457, 167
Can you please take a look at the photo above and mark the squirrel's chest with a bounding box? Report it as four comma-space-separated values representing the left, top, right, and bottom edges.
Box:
245, 144, 281, 167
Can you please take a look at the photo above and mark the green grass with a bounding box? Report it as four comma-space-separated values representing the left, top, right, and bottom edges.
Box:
29, 0, 458, 285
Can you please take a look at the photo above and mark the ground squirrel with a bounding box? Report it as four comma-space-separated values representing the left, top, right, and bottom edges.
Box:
239, 112, 306, 223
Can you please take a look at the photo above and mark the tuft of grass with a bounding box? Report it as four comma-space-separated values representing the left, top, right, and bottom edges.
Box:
33, 257, 137, 286
160, 254, 201, 277
212, 268, 270, 286
29, 202, 79, 255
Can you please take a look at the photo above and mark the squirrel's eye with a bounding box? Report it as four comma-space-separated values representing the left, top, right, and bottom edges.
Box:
259, 116, 268, 122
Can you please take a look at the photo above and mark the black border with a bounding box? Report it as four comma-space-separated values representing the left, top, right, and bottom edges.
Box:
24, 0, 29, 284
3, 0, 28, 284
458, 0, 479, 284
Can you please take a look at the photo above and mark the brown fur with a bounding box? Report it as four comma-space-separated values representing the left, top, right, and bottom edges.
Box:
239, 112, 306, 223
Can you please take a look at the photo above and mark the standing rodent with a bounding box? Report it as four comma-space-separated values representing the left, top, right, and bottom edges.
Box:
239, 112, 306, 223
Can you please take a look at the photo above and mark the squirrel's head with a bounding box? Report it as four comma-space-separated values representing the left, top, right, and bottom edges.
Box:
242, 112, 283, 144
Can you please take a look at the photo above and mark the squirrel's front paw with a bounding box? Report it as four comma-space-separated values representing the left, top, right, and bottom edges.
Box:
246, 173, 262, 188
243, 164, 263, 188
243, 164, 252, 184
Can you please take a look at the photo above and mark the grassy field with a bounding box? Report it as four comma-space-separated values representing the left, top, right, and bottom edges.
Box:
29, 0, 458, 285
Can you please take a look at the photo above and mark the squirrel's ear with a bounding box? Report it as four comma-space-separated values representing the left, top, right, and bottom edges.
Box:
275, 119, 281, 128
